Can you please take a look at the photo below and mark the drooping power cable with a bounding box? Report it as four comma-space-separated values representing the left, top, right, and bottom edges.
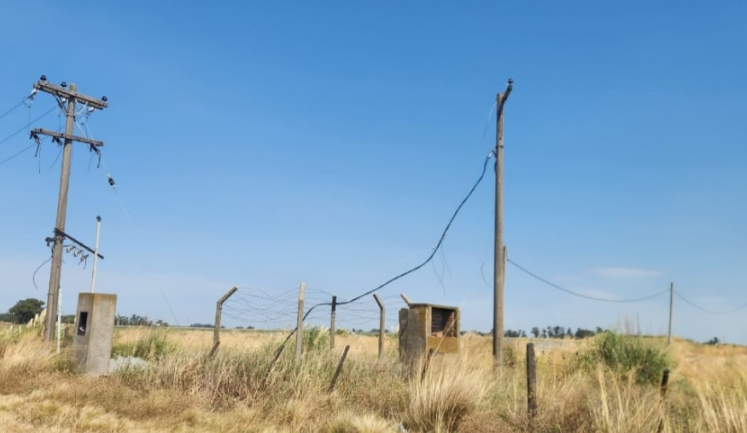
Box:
507, 258, 670, 303
273, 150, 497, 349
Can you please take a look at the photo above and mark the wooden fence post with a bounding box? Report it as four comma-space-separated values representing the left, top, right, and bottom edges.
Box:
263, 344, 286, 387
526, 343, 537, 420
373, 294, 385, 361
420, 348, 435, 382
295, 282, 305, 363
329, 345, 350, 392
400, 293, 412, 306
210, 286, 238, 357
660, 369, 670, 397
657, 369, 671, 433
330, 295, 337, 351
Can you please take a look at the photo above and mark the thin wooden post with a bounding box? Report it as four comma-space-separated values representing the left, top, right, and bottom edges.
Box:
657, 369, 671, 433
420, 348, 435, 382
526, 343, 537, 419
373, 294, 385, 361
295, 282, 305, 362
210, 286, 238, 357
400, 293, 412, 306
329, 345, 350, 392
667, 282, 674, 347
330, 295, 337, 351
660, 369, 670, 397
263, 344, 286, 387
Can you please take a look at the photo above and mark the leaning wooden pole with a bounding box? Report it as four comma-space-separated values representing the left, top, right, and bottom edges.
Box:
329, 345, 351, 392
210, 286, 238, 357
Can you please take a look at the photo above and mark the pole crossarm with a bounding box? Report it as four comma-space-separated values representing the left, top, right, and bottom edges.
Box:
34, 81, 108, 109
50, 228, 105, 259
32, 128, 104, 148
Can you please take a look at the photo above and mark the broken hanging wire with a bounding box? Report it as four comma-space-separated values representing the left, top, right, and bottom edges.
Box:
30, 130, 42, 157
89, 144, 101, 168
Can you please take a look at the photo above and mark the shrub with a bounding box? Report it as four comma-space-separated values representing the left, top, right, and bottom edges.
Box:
405, 359, 488, 432
300, 326, 330, 354
112, 330, 175, 360
578, 331, 670, 386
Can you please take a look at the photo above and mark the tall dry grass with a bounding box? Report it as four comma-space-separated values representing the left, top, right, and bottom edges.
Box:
2, 326, 747, 432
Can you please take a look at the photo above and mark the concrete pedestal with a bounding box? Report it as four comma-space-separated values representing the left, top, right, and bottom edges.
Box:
73, 293, 117, 376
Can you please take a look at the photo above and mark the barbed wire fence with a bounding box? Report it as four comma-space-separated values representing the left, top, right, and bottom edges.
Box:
222, 286, 406, 366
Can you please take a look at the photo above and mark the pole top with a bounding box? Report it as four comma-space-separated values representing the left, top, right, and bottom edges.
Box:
96, 215, 101, 222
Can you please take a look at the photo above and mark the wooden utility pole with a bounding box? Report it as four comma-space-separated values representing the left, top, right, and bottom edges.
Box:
667, 282, 674, 346
493, 78, 513, 372
33, 76, 108, 342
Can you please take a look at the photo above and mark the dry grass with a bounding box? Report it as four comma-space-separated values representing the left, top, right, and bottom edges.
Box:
1, 326, 747, 432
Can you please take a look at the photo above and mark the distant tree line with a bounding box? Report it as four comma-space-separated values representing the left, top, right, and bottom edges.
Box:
503, 326, 606, 339
115, 314, 168, 327
0, 298, 45, 324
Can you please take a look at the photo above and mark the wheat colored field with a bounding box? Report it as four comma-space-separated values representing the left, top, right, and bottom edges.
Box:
1, 325, 746, 432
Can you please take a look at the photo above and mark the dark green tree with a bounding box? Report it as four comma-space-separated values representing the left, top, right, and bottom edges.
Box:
8, 298, 45, 324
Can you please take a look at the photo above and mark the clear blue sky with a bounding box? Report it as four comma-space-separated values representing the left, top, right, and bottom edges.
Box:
1, 1, 746, 343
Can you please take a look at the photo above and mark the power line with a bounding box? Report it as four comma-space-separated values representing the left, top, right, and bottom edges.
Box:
507, 258, 669, 303
0, 98, 27, 122
0, 143, 35, 166
97, 155, 181, 326
0, 106, 57, 146
673, 290, 747, 315
272, 151, 496, 349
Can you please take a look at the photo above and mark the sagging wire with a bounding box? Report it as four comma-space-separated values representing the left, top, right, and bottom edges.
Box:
0, 88, 37, 122
482, 100, 498, 140
78, 107, 103, 169
271, 150, 497, 351
479, 262, 492, 289
0, 106, 57, 147
97, 155, 179, 326
507, 258, 670, 303
0, 144, 35, 167
673, 290, 747, 315
32, 256, 53, 291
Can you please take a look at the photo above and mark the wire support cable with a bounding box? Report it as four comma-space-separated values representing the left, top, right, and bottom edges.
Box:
673, 290, 747, 315
507, 258, 669, 303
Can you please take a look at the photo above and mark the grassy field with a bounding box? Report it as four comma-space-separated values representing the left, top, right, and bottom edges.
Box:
0, 324, 746, 432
